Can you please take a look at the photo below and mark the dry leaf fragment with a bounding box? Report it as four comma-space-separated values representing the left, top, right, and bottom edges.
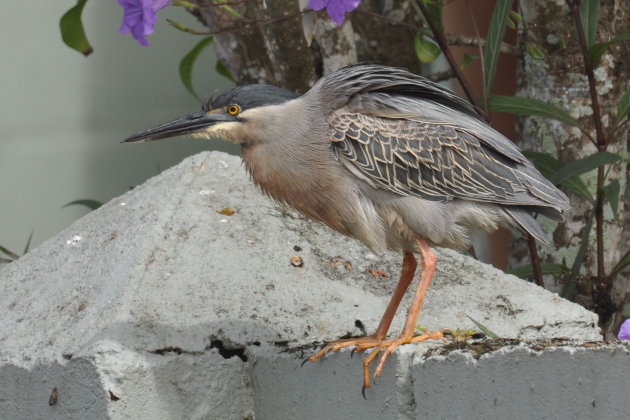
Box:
218, 207, 235, 216
367, 268, 389, 278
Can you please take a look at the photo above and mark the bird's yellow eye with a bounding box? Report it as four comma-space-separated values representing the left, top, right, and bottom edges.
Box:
227, 105, 241, 115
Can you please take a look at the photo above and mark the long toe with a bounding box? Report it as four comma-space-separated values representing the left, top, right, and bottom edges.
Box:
372, 330, 447, 381
308, 335, 386, 363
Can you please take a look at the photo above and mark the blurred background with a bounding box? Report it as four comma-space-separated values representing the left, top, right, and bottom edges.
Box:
0, 1, 235, 253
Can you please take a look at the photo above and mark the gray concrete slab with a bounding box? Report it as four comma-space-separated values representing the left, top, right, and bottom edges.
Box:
251, 341, 630, 420
0, 151, 620, 420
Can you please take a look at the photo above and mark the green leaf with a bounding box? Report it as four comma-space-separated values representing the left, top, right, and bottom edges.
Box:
526, 43, 545, 59
616, 83, 630, 126
216, 0, 243, 19
63, 199, 103, 210
489, 95, 579, 127
521, 151, 559, 179
588, 33, 630, 66
460, 53, 478, 70
215, 60, 234, 82
0, 245, 19, 260
507, 263, 565, 279
483, 0, 512, 97
509, 10, 523, 23
171, 0, 197, 9
609, 248, 630, 281
579, 0, 599, 47
421, 0, 443, 31
602, 179, 620, 219
522, 151, 593, 201
414, 34, 441, 63
506, 16, 516, 30
167, 19, 195, 33
179, 36, 213, 99
59, 0, 93, 56
465, 315, 498, 338
550, 152, 622, 185
562, 209, 595, 299
23, 229, 34, 255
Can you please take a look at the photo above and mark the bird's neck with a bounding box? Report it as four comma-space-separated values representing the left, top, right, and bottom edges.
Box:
240, 139, 355, 239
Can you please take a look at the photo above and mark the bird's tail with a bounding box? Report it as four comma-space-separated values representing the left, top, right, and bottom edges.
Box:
502, 207, 550, 244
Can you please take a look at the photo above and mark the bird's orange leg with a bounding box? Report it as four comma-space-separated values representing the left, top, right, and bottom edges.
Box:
353, 239, 445, 391
369, 239, 444, 383
308, 241, 446, 392
308, 252, 417, 361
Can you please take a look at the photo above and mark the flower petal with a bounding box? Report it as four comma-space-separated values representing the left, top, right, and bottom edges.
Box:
311, 0, 361, 26
327, 5, 347, 26
117, 0, 170, 46
341, 0, 361, 12
308, 0, 329, 11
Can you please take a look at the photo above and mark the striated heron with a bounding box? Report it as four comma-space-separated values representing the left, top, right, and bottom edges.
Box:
123, 64, 569, 391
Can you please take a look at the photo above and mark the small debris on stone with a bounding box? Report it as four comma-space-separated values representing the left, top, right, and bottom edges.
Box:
293, 245, 302, 252
66, 235, 82, 246
109, 390, 120, 401
327, 256, 352, 270
290, 256, 304, 267
48, 387, 58, 406
218, 207, 235, 216
367, 268, 389, 278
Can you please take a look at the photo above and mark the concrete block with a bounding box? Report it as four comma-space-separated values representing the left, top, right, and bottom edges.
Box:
1, 151, 624, 419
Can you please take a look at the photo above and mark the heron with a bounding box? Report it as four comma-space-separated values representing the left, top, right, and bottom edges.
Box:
123, 63, 569, 391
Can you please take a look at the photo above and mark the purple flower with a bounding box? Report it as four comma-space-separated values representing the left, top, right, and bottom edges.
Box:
309, 0, 361, 26
118, 0, 171, 46
619, 319, 630, 341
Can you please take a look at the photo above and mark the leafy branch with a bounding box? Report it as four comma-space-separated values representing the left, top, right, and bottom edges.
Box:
490, 0, 630, 328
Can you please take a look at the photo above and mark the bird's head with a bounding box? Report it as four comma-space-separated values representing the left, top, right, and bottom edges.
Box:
122, 85, 300, 145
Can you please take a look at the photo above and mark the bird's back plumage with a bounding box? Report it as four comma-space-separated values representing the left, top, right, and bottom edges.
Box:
307, 64, 569, 245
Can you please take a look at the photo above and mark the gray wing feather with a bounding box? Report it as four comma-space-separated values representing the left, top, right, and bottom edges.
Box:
330, 111, 568, 219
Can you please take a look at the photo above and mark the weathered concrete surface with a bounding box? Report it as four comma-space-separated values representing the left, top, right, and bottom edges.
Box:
252, 341, 630, 420
1, 151, 623, 420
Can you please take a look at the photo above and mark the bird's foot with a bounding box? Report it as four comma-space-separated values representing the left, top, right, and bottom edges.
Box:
361, 330, 447, 391
307, 335, 385, 363
308, 329, 449, 392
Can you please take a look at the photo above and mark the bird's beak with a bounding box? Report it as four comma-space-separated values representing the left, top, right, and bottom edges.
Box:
121, 110, 235, 143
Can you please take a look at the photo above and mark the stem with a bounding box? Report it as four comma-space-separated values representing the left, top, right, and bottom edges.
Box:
445, 34, 521, 56
464, 0, 488, 110
595, 167, 605, 280
412, 0, 489, 122
567, 2, 607, 151
527, 234, 544, 287
566, 0, 608, 283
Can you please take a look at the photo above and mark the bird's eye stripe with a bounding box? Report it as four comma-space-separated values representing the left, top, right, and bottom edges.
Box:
227, 105, 241, 115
